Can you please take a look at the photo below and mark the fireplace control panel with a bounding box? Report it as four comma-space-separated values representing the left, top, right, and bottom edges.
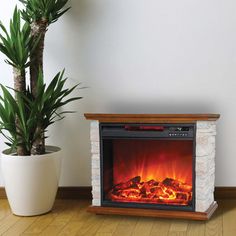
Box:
168, 133, 188, 137
101, 124, 195, 139
168, 126, 191, 137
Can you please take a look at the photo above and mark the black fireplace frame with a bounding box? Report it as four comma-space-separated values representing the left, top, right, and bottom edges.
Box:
100, 123, 196, 212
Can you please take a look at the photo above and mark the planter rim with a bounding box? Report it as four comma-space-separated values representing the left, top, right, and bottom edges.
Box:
1, 145, 61, 158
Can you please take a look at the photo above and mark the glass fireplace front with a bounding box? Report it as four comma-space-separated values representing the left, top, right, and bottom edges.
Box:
100, 123, 196, 211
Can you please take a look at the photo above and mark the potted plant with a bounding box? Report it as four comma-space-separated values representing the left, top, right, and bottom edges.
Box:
0, 0, 81, 216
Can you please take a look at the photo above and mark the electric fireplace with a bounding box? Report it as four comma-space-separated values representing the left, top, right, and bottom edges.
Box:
101, 124, 195, 211
85, 114, 220, 220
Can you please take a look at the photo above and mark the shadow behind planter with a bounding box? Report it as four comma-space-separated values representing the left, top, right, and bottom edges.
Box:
1, 146, 62, 216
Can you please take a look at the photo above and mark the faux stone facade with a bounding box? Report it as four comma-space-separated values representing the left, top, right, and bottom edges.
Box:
195, 121, 217, 212
90, 121, 101, 206
90, 120, 217, 212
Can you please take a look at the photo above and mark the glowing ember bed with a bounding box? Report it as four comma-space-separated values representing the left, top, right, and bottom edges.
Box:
85, 114, 220, 220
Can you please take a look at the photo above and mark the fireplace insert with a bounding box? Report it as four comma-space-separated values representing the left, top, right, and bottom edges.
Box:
100, 123, 196, 211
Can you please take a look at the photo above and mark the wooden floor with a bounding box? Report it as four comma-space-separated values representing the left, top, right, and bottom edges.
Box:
0, 199, 235, 235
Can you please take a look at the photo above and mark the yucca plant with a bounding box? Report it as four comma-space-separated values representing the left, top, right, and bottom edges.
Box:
19, 0, 70, 154
19, 0, 69, 97
0, 7, 35, 155
0, 70, 81, 154
0, 0, 81, 156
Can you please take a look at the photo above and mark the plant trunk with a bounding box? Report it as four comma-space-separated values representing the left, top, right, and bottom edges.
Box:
13, 67, 29, 156
13, 68, 26, 94
30, 19, 47, 97
30, 19, 48, 155
31, 123, 44, 155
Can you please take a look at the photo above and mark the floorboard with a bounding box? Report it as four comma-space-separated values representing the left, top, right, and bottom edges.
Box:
0, 199, 235, 235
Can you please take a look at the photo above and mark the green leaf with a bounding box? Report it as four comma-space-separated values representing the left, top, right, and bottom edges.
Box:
19, 0, 70, 25
0, 6, 31, 69
0, 22, 10, 41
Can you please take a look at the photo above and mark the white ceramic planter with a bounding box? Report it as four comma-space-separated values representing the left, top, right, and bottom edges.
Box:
1, 146, 62, 216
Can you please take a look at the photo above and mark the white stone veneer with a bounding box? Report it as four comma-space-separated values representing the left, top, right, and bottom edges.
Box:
195, 121, 217, 212
90, 121, 101, 206
90, 120, 217, 212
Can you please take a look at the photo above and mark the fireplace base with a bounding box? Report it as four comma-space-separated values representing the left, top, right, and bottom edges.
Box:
87, 201, 218, 221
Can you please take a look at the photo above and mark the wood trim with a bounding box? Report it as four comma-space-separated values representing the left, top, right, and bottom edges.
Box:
214, 187, 236, 199
0, 187, 92, 200
0, 188, 6, 199
0, 187, 235, 200
87, 202, 218, 221
56, 187, 92, 199
84, 113, 220, 123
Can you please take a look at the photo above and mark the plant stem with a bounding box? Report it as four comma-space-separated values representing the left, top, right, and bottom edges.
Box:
30, 19, 47, 97
13, 67, 29, 156
13, 68, 26, 94
30, 19, 48, 155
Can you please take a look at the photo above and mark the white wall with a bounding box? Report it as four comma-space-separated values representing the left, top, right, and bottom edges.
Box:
0, 0, 235, 186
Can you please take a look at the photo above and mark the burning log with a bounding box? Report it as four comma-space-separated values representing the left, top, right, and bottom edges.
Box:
179, 184, 192, 192
109, 175, 192, 206
147, 179, 159, 186
162, 178, 192, 192
163, 178, 180, 188
140, 183, 151, 195
113, 176, 141, 191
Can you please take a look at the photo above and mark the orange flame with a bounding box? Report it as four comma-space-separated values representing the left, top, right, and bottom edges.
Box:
109, 139, 193, 205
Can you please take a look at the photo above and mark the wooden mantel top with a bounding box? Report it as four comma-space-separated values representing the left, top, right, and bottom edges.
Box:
84, 113, 220, 123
